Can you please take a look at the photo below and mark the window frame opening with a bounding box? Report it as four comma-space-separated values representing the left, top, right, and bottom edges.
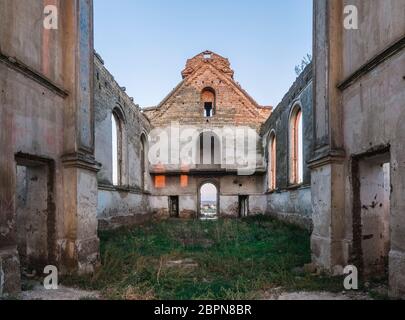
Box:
201, 87, 216, 118
111, 108, 124, 186
140, 133, 148, 190
268, 132, 277, 191
239, 195, 249, 218
289, 104, 303, 185
197, 132, 221, 166
204, 102, 213, 118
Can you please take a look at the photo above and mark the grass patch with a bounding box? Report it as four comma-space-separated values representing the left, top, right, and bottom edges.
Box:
63, 216, 343, 300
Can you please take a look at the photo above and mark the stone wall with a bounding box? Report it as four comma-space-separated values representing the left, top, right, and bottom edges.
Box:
0, 0, 99, 296
261, 64, 314, 229
144, 51, 272, 130
2, 0, 403, 300
93, 50, 271, 225
341, 0, 405, 298
311, 0, 405, 299
94, 53, 153, 230
149, 174, 266, 219
145, 51, 270, 219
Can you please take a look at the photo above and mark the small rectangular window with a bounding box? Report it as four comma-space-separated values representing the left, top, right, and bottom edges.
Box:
204, 102, 213, 117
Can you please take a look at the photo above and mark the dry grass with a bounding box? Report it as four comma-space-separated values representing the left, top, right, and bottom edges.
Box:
63, 216, 344, 300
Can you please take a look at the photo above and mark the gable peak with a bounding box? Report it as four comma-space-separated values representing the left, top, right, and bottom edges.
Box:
181, 50, 234, 79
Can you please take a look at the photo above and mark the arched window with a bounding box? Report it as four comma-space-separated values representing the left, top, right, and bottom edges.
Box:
289, 105, 303, 185
268, 132, 277, 190
111, 111, 123, 186
201, 87, 216, 118
140, 133, 147, 190
198, 132, 221, 165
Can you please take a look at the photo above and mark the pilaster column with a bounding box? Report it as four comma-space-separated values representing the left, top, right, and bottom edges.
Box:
59, 0, 100, 274
309, 0, 347, 270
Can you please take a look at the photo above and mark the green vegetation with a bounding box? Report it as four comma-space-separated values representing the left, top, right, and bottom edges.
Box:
64, 216, 344, 300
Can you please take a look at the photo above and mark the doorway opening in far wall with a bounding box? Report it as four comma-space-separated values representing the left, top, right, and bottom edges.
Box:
199, 182, 218, 220
169, 196, 179, 218
239, 195, 249, 218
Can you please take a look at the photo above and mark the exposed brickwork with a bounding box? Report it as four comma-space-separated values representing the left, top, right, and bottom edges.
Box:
144, 51, 272, 130
144, 51, 271, 221
0, 0, 99, 296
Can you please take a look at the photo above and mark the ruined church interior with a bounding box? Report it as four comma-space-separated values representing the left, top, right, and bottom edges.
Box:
1, 0, 405, 301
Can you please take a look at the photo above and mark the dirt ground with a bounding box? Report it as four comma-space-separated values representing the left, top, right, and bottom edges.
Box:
20, 283, 373, 301
20, 284, 100, 300
262, 288, 371, 300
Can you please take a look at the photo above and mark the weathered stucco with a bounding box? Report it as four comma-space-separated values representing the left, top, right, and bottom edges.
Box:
268, 188, 312, 230
311, 0, 405, 299
144, 51, 270, 220
1, 0, 404, 300
261, 64, 314, 229
0, 0, 100, 296
93, 53, 152, 229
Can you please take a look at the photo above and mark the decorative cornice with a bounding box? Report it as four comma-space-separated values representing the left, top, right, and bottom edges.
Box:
338, 35, 405, 90
265, 184, 311, 195
61, 152, 101, 172
307, 149, 346, 169
0, 51, 69, 98
98, 183, 147, 195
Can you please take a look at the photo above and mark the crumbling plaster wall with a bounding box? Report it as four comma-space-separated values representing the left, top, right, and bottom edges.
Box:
94, 53, 152, 229
1, 0, 99, 296
150, 174, 265, 218
311, 0, 405, 299
0, 62, 65, 261
342, 51, 405, 251
340, 0, 405, 295
261, 64, 314, 229
15, 164, 49, 273
342, 0, 405, 80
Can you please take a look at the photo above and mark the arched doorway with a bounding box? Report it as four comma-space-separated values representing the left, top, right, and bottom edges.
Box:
199, 182, 219, 220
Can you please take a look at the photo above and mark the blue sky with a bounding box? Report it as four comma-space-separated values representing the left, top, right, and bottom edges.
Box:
94, 0, 313, 108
